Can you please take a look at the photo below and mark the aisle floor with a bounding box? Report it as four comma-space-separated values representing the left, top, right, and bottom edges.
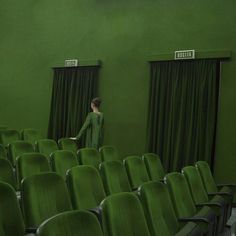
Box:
221, 208, 236, 236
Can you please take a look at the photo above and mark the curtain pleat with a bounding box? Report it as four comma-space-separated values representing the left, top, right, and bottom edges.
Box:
48, 66, 99, 146
147, 59, 220, 172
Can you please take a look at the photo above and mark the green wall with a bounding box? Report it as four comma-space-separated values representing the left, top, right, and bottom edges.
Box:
0, 0, 236, 184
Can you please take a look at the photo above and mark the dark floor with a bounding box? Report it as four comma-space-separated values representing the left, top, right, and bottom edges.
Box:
221, 208, 236, 236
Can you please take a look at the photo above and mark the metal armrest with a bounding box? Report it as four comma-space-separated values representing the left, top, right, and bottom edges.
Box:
208, 192, 232, 196
179, 217, 209, 224
89, 206, 101, 216
25, 227, 37, 233
196, 202, 221, 207
89, 206, 102, 224
217, 184, 236, 188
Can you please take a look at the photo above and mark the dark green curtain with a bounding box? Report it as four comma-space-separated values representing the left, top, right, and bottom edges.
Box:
147, 59, 220, 172
48, 66, 99, 147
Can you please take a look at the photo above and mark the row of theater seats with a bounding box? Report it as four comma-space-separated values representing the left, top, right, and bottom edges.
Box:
0, 128, 118, 165
0, 150, 234, 235
0, 127, 235, 235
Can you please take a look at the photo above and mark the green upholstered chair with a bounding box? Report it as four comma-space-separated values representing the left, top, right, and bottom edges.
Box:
165, 172, 217, 236
0, 158, 17, 190
101, 192, 150, 236
21, 129, 42, 146
99, 145, 119, 161
142, 153, 165, 181
182, 166, 229, 234
0, 144, 7, 159
0, 181, 29, 236
196, 161, 233, 215
50, 150, 78, 180
66, 165, 106, 210
78, 148, 102, 170
138, 181, 203, 236
8, 141, 34, 166
99, 160, 131, 195
0, 126, 7, 130
58, 138, 78, 154
36, 210, 103, 236
35, 139, 58, 159
16, 153, 50, 186
124, 156, 150, 190
0, 129, 20, 147
21, 172, 72, 228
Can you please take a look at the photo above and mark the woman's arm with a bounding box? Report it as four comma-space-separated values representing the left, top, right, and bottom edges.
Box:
75, 113, 91, 140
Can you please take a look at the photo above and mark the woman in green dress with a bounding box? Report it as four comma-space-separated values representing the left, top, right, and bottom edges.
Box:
70, 97, 104, 149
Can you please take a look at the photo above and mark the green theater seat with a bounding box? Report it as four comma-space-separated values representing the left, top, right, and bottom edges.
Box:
16, 153, 50, 186
35, 139, 58, 159
0, 181, 32, 236
182, 166, 229, 234
101, 192, 150, 236
50, 150, 78, 180
142, 153, 165, 181
8, 141, 34, 166
99, 145, 120, 161
99, 160, 131, 195
67, 165, 106, 210
78, 148, 101, 170
0, 144, 7, 159
0, 129, 20, 148
58, 138, 78, 153
165, 172, 217, 236
21, 173, 72, 228
196, 161, 233, 219
21, 129, 42, 146
0, 158, 17, 190
124, 156, 150, 190
36, 210, 103, 236
138, 181, 203, 236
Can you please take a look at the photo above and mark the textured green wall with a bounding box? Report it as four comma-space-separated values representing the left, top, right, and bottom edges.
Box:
0, 0, 236, 184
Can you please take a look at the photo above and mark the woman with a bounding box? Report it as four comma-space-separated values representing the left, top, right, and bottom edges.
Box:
70, 97, 104, 149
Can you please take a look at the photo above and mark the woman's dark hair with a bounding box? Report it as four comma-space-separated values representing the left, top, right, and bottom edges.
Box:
91, 97, 102, 108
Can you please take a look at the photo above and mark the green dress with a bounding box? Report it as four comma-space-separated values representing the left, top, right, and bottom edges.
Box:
76, 112, 104, 149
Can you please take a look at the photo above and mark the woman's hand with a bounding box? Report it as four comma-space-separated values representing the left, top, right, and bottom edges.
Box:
70, 137, 77, 140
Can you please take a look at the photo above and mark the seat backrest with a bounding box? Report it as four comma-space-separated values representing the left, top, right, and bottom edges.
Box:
0, 182, 25, 236
182, 166, 209, 204
58, 138, 78, 153
99, 145, 119, 161
0, 129, 20, 147
0, 144, 7, 159
16, 153, 50, 186
100, 160, 131, 195
67, 165, 106, 210
8, 141, 34, 166
165, 172, 196, 218
22, 172, 72, 228
124, 156, 150, 189
195, 161, 217, 193
36, 210, 103, 236
142, 153, 165, 181
101, 192, 150, 236
138, 181, 180, 236
21, 129, 42, 146
36, 139, 58, 158
0, 158, 17, 190
78, 148, 101, 169
50, 150, 78, 180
